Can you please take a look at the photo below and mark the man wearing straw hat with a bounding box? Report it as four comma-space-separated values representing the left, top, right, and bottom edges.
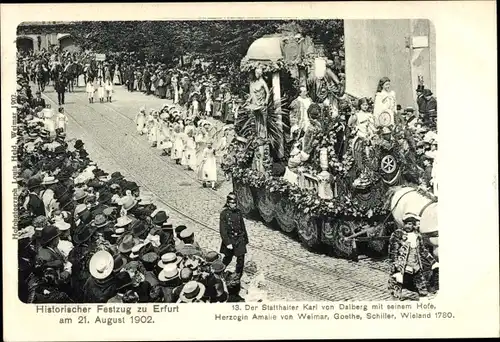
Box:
82, 250, 117, 303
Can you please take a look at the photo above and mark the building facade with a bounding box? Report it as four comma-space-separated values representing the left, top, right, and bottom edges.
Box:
16, 21, 80, 54
344, 19, 436, 109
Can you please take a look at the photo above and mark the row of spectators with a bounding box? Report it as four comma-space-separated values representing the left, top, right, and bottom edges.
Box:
16, 77, 266, 303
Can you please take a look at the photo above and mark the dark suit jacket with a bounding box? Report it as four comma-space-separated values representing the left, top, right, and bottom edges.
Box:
419, 97, 437, 116
55, 78, 66, 93
37, 246, 65, 269
27, 193, 46, 217
32, 97, 46, 108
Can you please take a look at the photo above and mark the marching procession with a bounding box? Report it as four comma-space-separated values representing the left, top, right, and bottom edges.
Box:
18, 48, 247, 124
15, 20, 441, 304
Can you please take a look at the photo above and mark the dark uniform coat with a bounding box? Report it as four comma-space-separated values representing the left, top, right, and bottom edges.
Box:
219, 207, 248, 257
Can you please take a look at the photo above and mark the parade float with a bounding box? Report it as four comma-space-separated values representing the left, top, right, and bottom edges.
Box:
223, 31, 438, 261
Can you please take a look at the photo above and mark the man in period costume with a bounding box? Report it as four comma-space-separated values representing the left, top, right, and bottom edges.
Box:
219, 193, 249, 279
388, 213, 438, 299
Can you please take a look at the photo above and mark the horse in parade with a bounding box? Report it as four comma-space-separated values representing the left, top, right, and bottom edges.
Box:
34, 61, 50, 92
63, 60, 84, 92
83, 60, 98, 84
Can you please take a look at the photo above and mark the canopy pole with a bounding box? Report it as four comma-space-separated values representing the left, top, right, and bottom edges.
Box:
272, 72, 284, 158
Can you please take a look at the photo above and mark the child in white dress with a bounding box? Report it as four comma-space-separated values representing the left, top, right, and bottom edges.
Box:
190, 96, 200, 118
98, 78, 105, 103
182, 128, 197, 171
135, 107, 146, 135
205, 96, 213, 118
197, 142, 217, 190
216, 126, 231, 158
159, 121, 173, 156
171, 124, 185, 164
171, 75, 178, 104
105, 78, 113, 102
147, 111, 158, 147
55, 107, 68, 133
156, 115, 167, 150
86, 79, 95, 103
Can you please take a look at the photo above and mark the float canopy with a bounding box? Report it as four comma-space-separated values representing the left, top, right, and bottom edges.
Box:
244, 36, 283, 62
57, 33, 71, 40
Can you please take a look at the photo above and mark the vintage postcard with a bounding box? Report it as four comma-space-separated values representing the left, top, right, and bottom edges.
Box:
1, 2, 498, 341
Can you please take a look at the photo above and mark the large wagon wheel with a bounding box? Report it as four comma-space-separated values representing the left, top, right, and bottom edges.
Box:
256, 189, 275, 223
331, 220, 358, 260
296, 211, 322, 250
274, 194, 297, 234
233, 182, 255, 216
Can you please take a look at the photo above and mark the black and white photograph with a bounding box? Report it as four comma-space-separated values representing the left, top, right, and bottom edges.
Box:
15, 17, 439, 304
2, 2, 498, 341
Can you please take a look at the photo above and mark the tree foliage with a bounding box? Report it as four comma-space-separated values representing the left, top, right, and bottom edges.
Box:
67, 20, 344, 66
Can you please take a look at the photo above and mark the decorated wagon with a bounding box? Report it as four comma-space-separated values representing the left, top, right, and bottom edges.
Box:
223, 32, 438, 261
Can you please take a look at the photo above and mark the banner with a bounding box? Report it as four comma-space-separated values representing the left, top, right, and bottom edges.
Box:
95, 53, 106, 62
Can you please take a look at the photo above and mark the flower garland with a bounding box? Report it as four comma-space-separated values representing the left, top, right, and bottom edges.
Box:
231, 166, 389, 219
240, 54, 315, 76
240, 59, 286, 74
284, 55, 316, 71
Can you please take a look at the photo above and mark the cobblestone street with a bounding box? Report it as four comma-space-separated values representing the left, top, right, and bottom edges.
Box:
43, 83, 397, 302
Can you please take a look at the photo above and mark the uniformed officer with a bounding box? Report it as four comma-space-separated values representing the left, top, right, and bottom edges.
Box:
219, 193, 248, 279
